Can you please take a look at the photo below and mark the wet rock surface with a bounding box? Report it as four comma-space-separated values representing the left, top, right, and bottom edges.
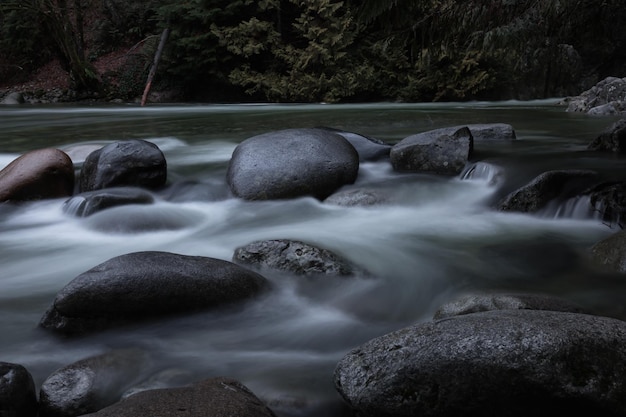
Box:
335, 309, 626, 417
39, 251, 270, 335
0, 362, 37, 417
390, 126, 473, 175
497, 169, 600, 212
79, 139, 167, 192
0, 148, 74, 203
226, 128, 359, 200
39, 349, 152, 417
80, 377, 276, 417
233, 239, 359, 276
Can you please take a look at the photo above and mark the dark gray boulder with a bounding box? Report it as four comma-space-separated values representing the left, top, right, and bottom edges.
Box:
0, 362, 37, 417
80, 377, 276, 417
79, 140, 167, 192
335, 310, 626, 417
226, 128, 359, 200
589, 230, 626, 273
63, 187, 155, 217
233, 239, 357, 276
498, 169, 600, 212
390, 127, 473, 175
39, 349, 152, 417
588, 119, 626, 153
39, 251, 269, 335
0, 148, 74, 202
316, 127, 391, 161
433, 292, 587, 319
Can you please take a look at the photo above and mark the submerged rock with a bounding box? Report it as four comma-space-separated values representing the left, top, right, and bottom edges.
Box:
433, 292, 587, 319
323, 188, 389, 207
0, 362, 37, 417
433, 123, 516, 141
39, 349, 152, 417
226, 128, 359, 200
588, 118, 626, 153
583, 181, 626, 228
39, 251, 269, 335
589, 230, 626, 273
497, 169, 600, 212
63, 187, 155, 217
0, 148, 74, 203
79, 139, 167, 192
80, 377, 276, 417
233, 239, 359, 276
390, 127, 473, 175
316, 126, 391, 161
335, 310, 626, 417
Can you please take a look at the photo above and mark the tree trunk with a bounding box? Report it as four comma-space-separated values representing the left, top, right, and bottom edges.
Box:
141, 27, 170, 106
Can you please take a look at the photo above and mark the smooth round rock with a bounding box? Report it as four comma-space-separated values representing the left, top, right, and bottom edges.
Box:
39, 349, 152, 417
39, 251, 270, 335
0, 148, 74, 202
0, 362, 37, 417
79, 140, 167, 192
226, 128, 359, 200
80, 377, 276, 417
335, 310, 626, 417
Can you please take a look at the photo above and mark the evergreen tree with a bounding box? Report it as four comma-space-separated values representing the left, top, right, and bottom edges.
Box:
212, 0, 375, 102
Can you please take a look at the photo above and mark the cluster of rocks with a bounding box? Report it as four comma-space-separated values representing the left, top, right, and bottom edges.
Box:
563, 76, 626, 115
3, 116, 626, 415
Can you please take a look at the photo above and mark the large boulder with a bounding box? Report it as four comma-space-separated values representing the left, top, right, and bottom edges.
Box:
0, 362, 37, 417
79, 140, 167, 192
226, 128, 359, 200
233, 239, 358, 276
80, 377, 276, 417
497, 170, 600, 212
433, 292, 587, 319
390, 127, 473, 175
588, 118, 626, 153
39, 251, 270, 335
335, 310, 626, 417
0, 148, 74, 202
63, 187, 155, 217
0, 91, 25, 105
565, 76, 626, 115
39, 349, 152, 417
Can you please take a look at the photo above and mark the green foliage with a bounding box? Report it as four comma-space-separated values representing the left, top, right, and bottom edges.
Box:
2, 0, 626, 102
213, 0, 376, 102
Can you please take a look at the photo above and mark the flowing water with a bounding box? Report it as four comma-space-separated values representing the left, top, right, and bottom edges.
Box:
0, 101, 624, 414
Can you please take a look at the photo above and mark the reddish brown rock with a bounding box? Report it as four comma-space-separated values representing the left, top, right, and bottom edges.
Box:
0, 148, 74, 202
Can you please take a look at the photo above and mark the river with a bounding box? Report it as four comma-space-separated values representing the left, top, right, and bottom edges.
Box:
0, 101, 623, 414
